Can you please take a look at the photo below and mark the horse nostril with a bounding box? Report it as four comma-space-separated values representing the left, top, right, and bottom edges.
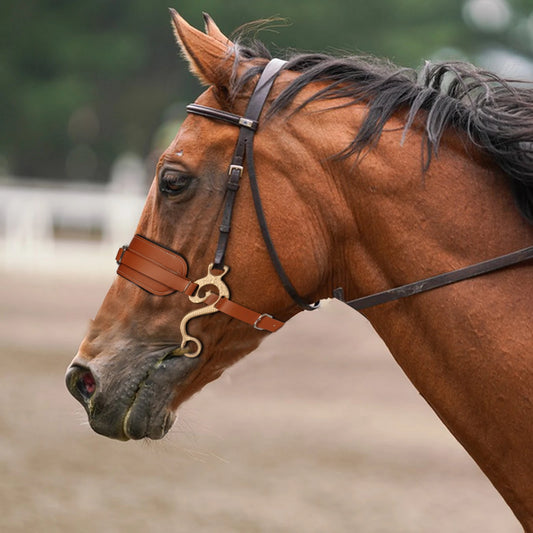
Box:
66, 365, 97, 404
77, 370, 96, 398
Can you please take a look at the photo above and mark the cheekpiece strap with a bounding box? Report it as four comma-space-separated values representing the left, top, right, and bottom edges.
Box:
187, 58, 287, 271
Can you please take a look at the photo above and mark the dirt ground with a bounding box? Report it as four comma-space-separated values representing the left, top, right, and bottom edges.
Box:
0, 264, 522, 532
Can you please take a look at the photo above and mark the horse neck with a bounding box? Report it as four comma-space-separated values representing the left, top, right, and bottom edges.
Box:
332, 118, 533, 527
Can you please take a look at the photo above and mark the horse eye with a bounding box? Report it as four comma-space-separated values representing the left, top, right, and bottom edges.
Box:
159, 169, 193, 196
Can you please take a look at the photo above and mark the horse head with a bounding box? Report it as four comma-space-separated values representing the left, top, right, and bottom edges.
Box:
65, 12, 350, 440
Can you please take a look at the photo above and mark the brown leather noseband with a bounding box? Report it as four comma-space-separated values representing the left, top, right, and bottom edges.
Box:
116, 57, 533, 358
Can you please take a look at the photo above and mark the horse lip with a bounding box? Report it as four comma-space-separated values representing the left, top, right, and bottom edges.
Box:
123, 404, 177, 441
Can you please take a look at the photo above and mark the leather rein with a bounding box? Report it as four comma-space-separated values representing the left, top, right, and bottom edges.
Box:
116, 58, 533, 357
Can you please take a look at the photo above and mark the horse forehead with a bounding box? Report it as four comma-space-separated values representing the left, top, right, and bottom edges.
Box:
168, 111, 228, 156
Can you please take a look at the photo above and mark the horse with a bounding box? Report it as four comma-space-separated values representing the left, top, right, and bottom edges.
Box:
66, 11, 533, 529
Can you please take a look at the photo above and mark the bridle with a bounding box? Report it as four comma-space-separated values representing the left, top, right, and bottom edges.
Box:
116, 59, 297, 357
116, 58, 533, 357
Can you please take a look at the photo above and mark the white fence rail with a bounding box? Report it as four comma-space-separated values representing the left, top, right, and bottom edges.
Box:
0, 178, 146, 276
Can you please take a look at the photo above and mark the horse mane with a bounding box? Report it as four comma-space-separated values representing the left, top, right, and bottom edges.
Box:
231, 40, 533, 223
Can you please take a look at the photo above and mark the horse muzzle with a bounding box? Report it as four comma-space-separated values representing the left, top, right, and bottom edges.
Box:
65, 348, 198, 440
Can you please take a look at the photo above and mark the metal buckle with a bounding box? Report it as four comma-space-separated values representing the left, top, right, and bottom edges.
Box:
254, 313, 272, 331
182, 280, 193, 294
116, 245, 128, 265
228, 164, 243, 177
239, 117, 256, 129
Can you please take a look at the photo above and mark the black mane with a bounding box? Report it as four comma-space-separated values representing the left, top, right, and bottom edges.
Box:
233, 41, 533, 223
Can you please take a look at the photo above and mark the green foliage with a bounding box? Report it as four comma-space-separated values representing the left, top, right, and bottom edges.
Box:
1, 0, 532, 181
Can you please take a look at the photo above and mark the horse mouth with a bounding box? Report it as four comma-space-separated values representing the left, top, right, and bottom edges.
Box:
66, 349, 199, 441
120, 356, 181, 440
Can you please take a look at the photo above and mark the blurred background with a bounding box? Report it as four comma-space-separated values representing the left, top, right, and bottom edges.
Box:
1, 1, 532, 531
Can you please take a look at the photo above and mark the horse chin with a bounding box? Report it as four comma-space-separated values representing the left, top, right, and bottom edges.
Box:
122, 398, 177, 441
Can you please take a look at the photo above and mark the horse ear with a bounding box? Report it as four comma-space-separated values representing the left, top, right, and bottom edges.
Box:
203, 12, 232, 46
170, 9, 234, 88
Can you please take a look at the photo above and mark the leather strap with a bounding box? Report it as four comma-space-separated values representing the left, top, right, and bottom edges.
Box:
116, 235, 197, 296
336, 244, 533, 310
188, 58, 288, 272
245, 115, 318, 311
203, 293, 284, 332
114, 61, 293, 337
245, 59, 319, 311
187, 58, 317, 312
185, 104, 258, 131
116, 235, 284, 333
116, 60, 533, 338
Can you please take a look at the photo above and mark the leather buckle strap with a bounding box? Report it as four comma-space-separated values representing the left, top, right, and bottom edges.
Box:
199, 294, 283, 333
214, 297, 283, 332
112, 59, 292, 350
116, 235, 285, 334
186, 104, 258, 130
